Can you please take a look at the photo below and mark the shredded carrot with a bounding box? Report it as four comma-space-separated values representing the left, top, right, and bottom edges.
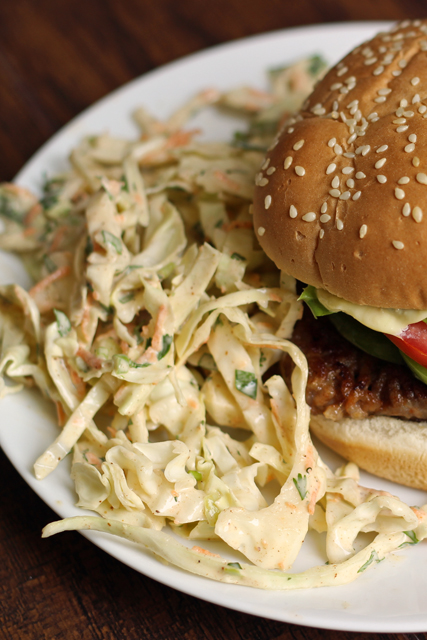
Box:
49, 225, 68, 252
165, 129, 200, 149
76, 346, 103, 370
22, 227, 38, 237
85, 452, 103, 466
24, 203, 42, 226
66, 363, 86, 399
29, 266, 71, 297
55, 401, 67, 427
213, 170, 242, 192
191, 546, 221, 558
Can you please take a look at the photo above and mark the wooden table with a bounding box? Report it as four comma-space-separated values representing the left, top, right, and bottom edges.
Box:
0, 1, 426, 639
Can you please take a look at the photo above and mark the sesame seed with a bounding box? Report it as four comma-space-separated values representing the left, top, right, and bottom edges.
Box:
331, 176, 340, 188
418, 105, 427, 114
412, 206, 423, 222
396, 125, 409, 132
355, 171, 366, 179
340, 191, 351, 200
409, 134, 417, 143
393, 118, 407, 124
378, 88, 392, 95
346, 178, 355, 188
331, 83, 343, 91
313, 107, 326, 115
265, 195, 272, 209
405, 143, 415, 153
403, 111, 415, 117
412, 94, 421, 104
320, 202, 328, 214
287, 127, 295, 133
376, 145, 388, 153
398, 176, 410, 184
340, 86, 349, 95
411, 77, 420, 86
396, 107, 405, 117
365, 57, 377, 65
328, 138, 337, 148
399, 60, 408, 69
259, 178, 269, 187
402, 203, 411, 216
320, 214, 331, 223
356, 145, 371, 156
352, 191, 362, 201
331, 112, 339, 120
395, 188, 405, 199
336, 219, 344, 230
266, 167, 276, 176
293, 140, 305, 151
289, 205, 298, 218
392, 70, 402, 77
400, 99, 408, 108
359, 224, 368, 238
371, 117, 380, 123
337, 66, 348, 76
417, 173, 427, 184
377, 175, 387, 183
373, 65, 385, 75
342, 166, 354, 174
319, 229, 325, 239
413, 157, 420, 167
368, 112, 379, 120
392, 240, 404, 250
375, 158, 387, 168
284, 156, 293, 169
347, 133, 357, 143
295, 166, 305, 176
302, 212, 316, 222
375, 96, 387, 103
258, 226, 265, 236
343, 152, 356, 158
332, 100, 339, 112
326, 163, 337, 175
334, 144, 343, 155
261, 158, 270, 170
329, 189, 341, 198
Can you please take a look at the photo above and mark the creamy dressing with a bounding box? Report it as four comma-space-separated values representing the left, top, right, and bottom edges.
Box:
316, 289, 427, 336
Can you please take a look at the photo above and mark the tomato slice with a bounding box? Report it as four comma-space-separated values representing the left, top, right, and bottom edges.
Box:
386, 321, 427, 368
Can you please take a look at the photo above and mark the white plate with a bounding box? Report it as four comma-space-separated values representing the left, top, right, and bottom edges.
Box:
2, 21, 427, 633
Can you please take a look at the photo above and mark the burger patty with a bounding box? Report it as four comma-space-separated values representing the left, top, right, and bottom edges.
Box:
282, 311, 427, 421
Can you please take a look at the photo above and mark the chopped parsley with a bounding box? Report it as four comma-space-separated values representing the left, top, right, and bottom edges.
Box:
234, 370, 257, 399
293, 473, 308, 500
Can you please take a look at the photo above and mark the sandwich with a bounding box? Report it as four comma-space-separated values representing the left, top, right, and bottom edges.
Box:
253, 19, 427, 490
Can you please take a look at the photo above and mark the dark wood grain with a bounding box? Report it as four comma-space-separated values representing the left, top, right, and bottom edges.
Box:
1, 1, 427, 639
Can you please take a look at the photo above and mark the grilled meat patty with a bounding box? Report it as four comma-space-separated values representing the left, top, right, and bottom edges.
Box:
282, 311, 427, 421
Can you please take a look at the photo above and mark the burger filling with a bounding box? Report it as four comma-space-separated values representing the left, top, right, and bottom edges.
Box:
283, 309, 427, 422
299, 285, 427, 385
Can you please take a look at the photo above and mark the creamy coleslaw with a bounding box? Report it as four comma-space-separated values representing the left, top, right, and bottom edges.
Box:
0, 55, 426, 589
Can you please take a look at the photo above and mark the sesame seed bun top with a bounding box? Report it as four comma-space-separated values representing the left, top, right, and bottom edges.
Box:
253, 19, 427, 310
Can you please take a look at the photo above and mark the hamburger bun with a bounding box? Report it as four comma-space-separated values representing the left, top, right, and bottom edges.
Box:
310, 414, 427, 490
253, 19, 427, 310
252, 20, 427, 489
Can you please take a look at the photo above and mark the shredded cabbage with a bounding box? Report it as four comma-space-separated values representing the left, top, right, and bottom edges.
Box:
1, 55, 426, 590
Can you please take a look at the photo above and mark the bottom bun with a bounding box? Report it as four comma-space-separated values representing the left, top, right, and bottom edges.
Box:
310, 414, 427, 491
